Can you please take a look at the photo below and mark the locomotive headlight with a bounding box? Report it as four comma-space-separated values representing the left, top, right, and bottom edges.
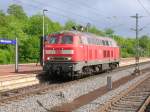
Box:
67, 57, 72, 60
47, 57, 50, 60
47, 57, 54, 60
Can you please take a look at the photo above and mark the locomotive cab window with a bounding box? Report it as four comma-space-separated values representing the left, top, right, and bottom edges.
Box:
49, 36, 59, 44
61, 36, 73, 44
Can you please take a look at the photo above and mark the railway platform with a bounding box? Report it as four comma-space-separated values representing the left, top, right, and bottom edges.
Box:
0, 64, 42, 91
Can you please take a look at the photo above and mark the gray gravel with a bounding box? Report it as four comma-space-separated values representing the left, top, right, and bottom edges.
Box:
0, 63, 150, 112
73, 72, 149, 112
0, 91, 66, 112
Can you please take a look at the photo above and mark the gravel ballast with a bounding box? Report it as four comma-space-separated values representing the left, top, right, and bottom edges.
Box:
0, 63, 150, 112
73, 72, 149, 112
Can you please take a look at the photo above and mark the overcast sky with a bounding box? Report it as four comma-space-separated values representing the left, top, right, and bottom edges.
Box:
1, 0, 150, 37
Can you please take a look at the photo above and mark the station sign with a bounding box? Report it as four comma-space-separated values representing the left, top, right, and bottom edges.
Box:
0, 38, 18, 73
0, 39, 16, 45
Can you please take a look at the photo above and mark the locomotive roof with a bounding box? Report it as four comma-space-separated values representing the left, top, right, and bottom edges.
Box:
60, 31, 118, 47
50, 30, 118, 47
59, 31, 113, 40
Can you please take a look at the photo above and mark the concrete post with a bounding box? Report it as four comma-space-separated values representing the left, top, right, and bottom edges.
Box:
107, 76, 112, 90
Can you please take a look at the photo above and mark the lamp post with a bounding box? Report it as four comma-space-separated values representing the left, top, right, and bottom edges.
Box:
42, 9, 48, 66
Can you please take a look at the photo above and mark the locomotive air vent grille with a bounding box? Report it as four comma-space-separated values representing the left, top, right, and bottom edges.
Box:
52, 57, 71, 61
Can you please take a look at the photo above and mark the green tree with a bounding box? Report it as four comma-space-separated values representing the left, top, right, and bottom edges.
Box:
139, 35, 150, 56
64, 20, 76, 30
139, 35, 150, 50
25, 14, 43, 36
105, 28, 114, 37
25, 14, 62, 36
7, 4, 27, 19
0, 10, 8, 29
89, 26, 105, 36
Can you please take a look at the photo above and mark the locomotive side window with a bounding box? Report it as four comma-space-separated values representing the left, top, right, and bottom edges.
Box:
94, 39, 96, 44
49, 36, 59, 44
95, 39, 97, 45
97, 39, 99, 45
87, 37, 93, 44
109, 41, 112, 46
61, 36, 73, 44
81, 36, 88, 44
106, 41, 109, 46
92, 38, 95, 44
96, 39, 99, 45
99, 40, 101, 45
78, 36, 83, 44
102, 40, 105, 45
87, 37, 90, 44
93, 39, 95, 44
96, 39, 98, 45
100, 40, 102, 45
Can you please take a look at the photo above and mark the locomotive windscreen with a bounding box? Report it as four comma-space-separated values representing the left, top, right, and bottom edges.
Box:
48, 35, 73, 44
49, 36, 59, 44
61, 36, 73, 44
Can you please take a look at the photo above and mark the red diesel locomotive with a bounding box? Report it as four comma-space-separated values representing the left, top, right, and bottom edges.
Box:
43, 31, 120, 78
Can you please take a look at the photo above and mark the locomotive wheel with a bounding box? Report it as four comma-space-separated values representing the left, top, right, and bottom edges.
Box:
82, 66, 93, 76
69, 71, 75, 80
70, 71, 82, 80
110, 63, 117, 70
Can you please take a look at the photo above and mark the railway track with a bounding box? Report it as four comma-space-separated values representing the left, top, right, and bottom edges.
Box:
96, 73, 150, 112
0, 61, 149, 107
145, 101, 150, 112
